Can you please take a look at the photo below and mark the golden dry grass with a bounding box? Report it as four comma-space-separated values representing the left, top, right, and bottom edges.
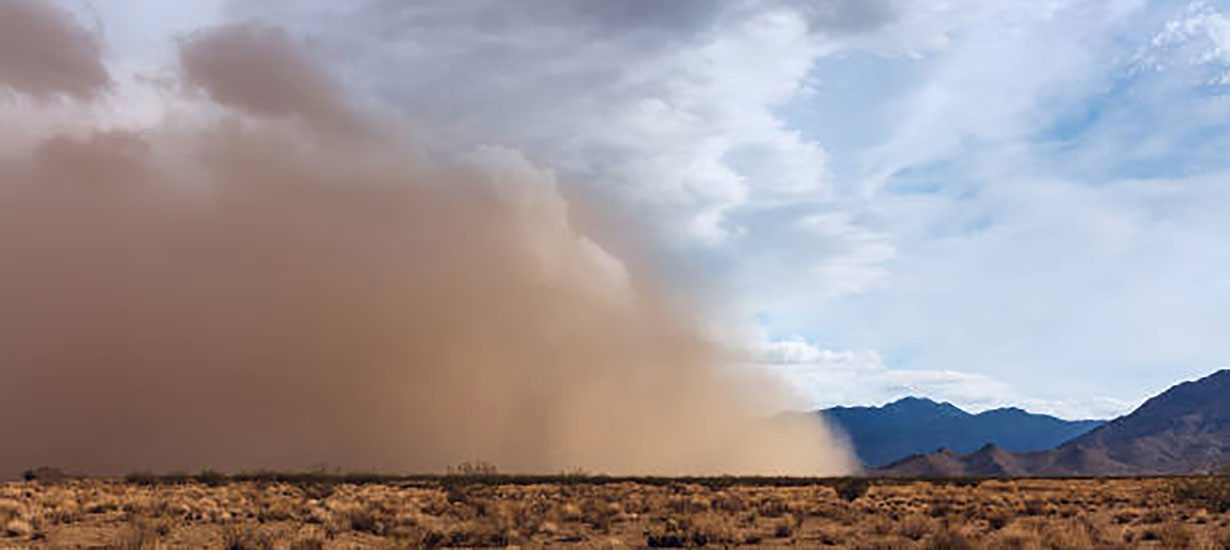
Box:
0, 477, 1226, 549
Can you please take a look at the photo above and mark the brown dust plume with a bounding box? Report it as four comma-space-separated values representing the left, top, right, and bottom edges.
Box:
0, 15, 856, 478
0, 0, 109, 101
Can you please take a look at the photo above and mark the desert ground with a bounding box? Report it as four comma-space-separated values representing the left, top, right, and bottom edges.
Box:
1, 474, 1227, 549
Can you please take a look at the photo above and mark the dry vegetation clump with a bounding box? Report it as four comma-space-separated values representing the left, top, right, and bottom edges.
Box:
111, 517, 171, 550
900, 513, 936, 540
289, 537, 325, 550
219, 524, 277, 550
983, 524, 1042, 550
0, 476, 1227, 548
1155, 521, 1193, 549
925, 525, 976, 550
1214, 529, 1230, 550
1171, 474, 1230, 514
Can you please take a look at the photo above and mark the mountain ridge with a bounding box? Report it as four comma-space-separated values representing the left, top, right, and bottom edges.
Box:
819, 397, 1106, 467
874, 369, 1230, 476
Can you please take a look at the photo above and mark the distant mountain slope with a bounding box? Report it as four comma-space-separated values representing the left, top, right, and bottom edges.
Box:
1050, 368, 1229, 474
876, 369, 1230, 477
879, 443, 1139, 478
818, 397, 1105, 467
879, 444, 1033, 478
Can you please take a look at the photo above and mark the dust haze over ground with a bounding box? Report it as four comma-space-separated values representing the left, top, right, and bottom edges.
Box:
0, 1, 855, 478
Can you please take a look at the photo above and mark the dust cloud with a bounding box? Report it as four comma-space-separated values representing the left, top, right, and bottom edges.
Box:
0, 10, 856, 478
0, 0, 109, 100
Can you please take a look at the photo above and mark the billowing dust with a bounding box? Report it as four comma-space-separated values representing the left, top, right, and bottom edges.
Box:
0, 1, 855, 477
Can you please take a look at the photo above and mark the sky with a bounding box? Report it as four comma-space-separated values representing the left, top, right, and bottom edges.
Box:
62, 0, 1230, 420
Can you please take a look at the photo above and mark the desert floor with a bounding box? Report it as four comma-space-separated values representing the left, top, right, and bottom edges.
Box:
1, 476, 1227, 549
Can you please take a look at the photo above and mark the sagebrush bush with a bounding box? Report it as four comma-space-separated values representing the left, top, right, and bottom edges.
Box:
289, 538, 323, 550
925, 526, 974, 550
1155, 522, 1192, 550
113, 521, 158, 550
1170, 475, 1230, 513
899, 513, 933, 540
834, 478, 872, 502
22, 467, 68, 484
220, 525, 274, 550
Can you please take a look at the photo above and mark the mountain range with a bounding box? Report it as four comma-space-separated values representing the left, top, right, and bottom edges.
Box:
872, 369, 1229, 476
818, 397, 1106, 467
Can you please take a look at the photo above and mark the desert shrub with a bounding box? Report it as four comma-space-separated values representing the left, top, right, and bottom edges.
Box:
1154, 522, 1192, 550
756, 496, 789, 518
646, 531, 689, 548
1021, 498, 1047, 516
1213, 529, 1230, 550
1111, 509, 1137, 524
255, 499, 296, 523
124, 472, 159, 485
85, 498, 121, 514
834, 478, 872, 502
1140, 508, 1166, 524
867, 514, 895, 536
1170, 475, 1230, 513
670, 514, 731, 545
854, 537, 914, 550
645, 518, 719, 548
300, 482, 336, 501
445, 519, 512, 548
558, 467, 591, 480
195, 469, 229, 487
1039, 519, 1094, 550
290, 537, 324, 550
221, 525, 274, 550
709, 491, 743, 513
771, 515, 797, 539
925, 527, 974, 550
385, 520, 450, 550
338, 504, 385, 534
447, 461, 499, 477
983, 507, 1013, 530
579, 497, 619, 531
929, 499, 954, 518
45, 502, 80, 525
21, 467, 67, 484
112, 521, 159, 550
0, 503, 16, 525
3, 517, 33, 538
985, 527, 1042, 550
122, 471, 191, 485
899, 513, 933, 540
